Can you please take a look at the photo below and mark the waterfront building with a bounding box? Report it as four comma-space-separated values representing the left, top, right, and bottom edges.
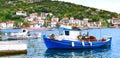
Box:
0, 22, 7, 29
29, 13, 38, 19
112, 17, 120, 28
38, 20, 45, 27
29, 20, 39, 28
37, 16, 42, 20
69, 17, 75, 24
25, 16, 34, 21
75, 19, 81, 26
60, 17, 69, 25
82, 18, 89, 27
40, 12, 47, 19
51, 16, 59, 27
6, 21, 15, 29
112, 17, 120, 24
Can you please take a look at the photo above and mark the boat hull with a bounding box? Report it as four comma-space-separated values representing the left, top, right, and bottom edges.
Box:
43, 35, 112, 49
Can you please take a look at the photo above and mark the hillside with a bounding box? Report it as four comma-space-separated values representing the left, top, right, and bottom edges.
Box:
0, 0, 119, 22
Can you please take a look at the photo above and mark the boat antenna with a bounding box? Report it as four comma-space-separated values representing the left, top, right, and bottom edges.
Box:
100, 23, 102, 39
44, 17, 47, 35
87, 31, 89, 36
100, 27, 102, 39
87, 26, 89, 36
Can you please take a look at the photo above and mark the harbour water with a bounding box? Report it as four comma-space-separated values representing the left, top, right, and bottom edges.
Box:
1, 28, 120, 58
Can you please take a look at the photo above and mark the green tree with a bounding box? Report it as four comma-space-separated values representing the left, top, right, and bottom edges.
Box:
5, 12, 12, 20
14, 20, 19, 28
22, 21, 30, 27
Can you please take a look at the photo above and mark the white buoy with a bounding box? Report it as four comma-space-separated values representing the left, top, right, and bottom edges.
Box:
89, 42, 92, 46
82, 41, 85, 46
72, 42, 74, 47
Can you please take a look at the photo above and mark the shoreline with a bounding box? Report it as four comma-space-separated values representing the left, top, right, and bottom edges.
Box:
1, 27, 119, 31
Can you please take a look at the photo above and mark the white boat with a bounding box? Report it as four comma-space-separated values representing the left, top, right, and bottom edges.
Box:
5, 29, 41, 40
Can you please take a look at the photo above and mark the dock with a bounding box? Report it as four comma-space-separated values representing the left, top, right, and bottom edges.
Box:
0, 40, 27, 56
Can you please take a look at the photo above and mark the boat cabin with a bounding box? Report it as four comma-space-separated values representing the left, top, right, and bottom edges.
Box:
49, 29, 98, 42
57, 30, 81, 41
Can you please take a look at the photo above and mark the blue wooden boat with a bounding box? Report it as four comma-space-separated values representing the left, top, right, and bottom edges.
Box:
43, 28, 112, 49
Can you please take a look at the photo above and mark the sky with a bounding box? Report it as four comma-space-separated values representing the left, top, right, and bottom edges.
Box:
58, 0, 120, 14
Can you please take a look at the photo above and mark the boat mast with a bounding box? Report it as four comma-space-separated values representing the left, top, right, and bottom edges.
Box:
100, 22, 102, 39
100, 27, 102, 39
87, 26, 89, 36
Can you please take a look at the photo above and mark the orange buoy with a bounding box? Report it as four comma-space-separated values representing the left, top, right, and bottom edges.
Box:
102, 38, 106, 42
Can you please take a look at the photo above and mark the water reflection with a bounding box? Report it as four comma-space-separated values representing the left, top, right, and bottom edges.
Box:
44, 47, 111, 58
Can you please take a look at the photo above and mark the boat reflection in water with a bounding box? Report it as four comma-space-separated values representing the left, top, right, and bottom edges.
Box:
44, 47, 111, 58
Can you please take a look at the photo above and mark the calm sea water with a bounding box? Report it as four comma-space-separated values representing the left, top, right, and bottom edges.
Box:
1, 28, 120, 58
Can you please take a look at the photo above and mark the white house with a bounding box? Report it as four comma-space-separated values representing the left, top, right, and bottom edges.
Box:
111, 17, 120, 28
0, 22, 7, 29
107, 19, 112, 23
83, 18, 89, 23
38, 19, 44, 27
25, 16, 34, 21
40, 12, 47, 19
30, 25, 34, 28
75, 19, 81, 26
37, 16, 42, 20
6, 21, 14, 29
34, 24, 40, 28
69, 17, 75, 24
40, 12, 53, 19
29, 13, 38, 19
16, 11, 27, 16
82, 18, 90, 27
112, 17, 120, 24
51, 16, 59, 27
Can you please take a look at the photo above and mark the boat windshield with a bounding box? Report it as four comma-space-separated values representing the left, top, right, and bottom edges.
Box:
65, 31, 69, 35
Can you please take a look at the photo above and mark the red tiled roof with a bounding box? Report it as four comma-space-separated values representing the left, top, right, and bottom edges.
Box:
112, 18, 119, 20
112, 17, 120, 20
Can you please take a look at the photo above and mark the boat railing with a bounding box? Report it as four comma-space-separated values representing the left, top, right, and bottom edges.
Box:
44, 33, 112, 43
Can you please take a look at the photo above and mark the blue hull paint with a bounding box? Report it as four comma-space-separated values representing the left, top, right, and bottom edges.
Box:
43, 35, 112, 49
